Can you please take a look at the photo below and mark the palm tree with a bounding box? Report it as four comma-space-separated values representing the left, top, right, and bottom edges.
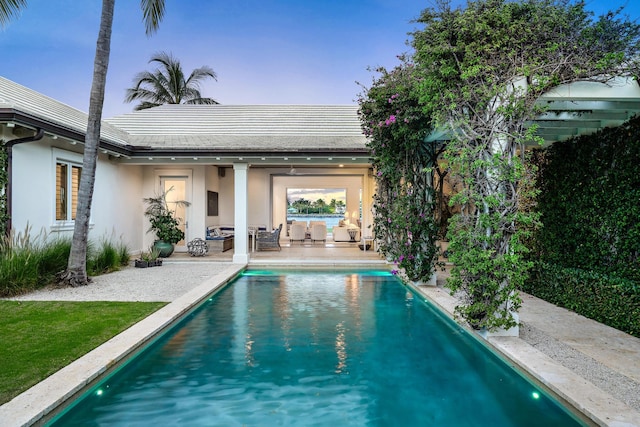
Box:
1, 0, 165, 287
125, 51, 218, 110
60, 0, 166, 287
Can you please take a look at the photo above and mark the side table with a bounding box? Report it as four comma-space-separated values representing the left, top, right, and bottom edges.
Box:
360, 236, 374, 252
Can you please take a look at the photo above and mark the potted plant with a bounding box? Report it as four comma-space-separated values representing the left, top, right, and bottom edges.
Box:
135, 246, 163, 267
143, 188, 190, 257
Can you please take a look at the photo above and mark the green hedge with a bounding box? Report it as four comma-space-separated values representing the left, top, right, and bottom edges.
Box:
522, 262, 639, 337
533, 116, 640, 283
525, 116, 640, 336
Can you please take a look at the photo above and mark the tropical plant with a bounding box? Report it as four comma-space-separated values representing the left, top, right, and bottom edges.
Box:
140, 246, 160, 262
358, 56, 440, 282
143, 188, 190, 244
0, 1, 26, 233
531, 116, 640, 282
411, 0, 640, 330
125, 51, 218, 110
86, 238, 130, 275
55, 0, 166, 287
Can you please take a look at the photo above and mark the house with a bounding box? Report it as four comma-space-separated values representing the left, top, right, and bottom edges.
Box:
2, 76, 640, 263
0, 77, 373, 263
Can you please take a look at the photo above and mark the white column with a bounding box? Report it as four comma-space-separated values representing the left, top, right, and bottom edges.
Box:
232, 163, 249, 264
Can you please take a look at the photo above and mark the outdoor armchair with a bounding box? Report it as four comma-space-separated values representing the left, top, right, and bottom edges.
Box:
257, 224, 282, 251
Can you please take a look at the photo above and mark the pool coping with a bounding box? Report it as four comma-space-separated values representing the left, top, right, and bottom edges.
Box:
0, 264, 246, 427
410, 284, 640, 427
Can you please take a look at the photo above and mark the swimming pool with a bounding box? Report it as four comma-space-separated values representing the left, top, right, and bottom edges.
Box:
48, 270, 586, 426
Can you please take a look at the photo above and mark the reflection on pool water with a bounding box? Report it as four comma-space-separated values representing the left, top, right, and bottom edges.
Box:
49, 270, 586, 426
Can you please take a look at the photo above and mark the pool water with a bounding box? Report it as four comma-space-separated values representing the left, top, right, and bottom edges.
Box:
49, 270, 586, 426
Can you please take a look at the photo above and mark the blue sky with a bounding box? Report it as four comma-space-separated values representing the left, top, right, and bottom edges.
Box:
1, 0, 638, 118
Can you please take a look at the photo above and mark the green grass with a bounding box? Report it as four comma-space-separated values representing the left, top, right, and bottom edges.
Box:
0, 300, 166, 404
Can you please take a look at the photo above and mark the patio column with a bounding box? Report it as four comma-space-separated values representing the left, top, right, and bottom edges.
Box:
233, 162, 249, 264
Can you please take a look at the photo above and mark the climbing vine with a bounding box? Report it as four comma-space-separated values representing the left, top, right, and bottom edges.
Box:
358, 58, 440, 282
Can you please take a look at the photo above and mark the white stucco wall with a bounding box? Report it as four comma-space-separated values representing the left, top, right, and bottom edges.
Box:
248, 169, 271, 229
99, 165, 143, 252
11, 139, 144, 253
10, 139, 374, 255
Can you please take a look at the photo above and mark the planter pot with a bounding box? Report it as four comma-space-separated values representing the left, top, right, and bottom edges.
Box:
134, 259, 148, 268
413, 271, 438, 287
437, 240, 450, 259
153, 241, 174, 258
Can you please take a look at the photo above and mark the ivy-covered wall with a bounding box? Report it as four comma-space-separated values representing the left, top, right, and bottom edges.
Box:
522, 116, 640, 337
534, 116, 640, 283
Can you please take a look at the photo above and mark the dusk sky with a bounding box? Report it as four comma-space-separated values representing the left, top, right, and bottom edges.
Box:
1, 0, 639, 118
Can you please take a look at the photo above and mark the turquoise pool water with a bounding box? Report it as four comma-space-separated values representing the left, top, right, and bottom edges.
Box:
49, 270, 586, 426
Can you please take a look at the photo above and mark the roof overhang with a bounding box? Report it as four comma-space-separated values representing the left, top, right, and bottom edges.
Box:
0, 109, 133, 158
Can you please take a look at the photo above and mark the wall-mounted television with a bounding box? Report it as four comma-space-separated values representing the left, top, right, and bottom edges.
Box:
207, 191, 219, 216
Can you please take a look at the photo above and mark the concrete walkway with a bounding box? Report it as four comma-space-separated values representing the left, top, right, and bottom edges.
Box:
417, 284, 640, 427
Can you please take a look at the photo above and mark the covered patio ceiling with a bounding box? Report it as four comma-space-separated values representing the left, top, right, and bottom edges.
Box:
426, 77, 640, 146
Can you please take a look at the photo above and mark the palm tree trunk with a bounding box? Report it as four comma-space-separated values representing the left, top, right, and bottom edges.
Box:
60, 0, 114, 286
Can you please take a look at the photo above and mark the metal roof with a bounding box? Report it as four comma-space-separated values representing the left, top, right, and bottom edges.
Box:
104, 104, 367, 151
0, 77, 368, 163
0, 76, 130, 148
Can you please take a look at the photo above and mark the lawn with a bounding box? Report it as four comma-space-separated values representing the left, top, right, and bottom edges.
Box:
0, 300, 166, 404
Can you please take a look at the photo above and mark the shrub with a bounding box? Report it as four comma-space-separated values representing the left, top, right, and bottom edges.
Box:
532, 116, 640, 283
0, 228, 64, 296
0, 228, 130, 297
84, 237, 131, 277
521, 262, 640, 337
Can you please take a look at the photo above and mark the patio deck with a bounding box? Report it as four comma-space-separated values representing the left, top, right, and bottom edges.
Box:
173, 239, 387, 266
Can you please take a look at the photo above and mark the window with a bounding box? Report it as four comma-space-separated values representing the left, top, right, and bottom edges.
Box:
56, 161, 81, 221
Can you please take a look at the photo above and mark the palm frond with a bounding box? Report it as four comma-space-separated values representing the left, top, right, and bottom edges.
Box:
140, 0, 165, 35
134, 101, 162, 111
0, 0, 27, 27
185, 98, 219, 105
124, 50, 218, 109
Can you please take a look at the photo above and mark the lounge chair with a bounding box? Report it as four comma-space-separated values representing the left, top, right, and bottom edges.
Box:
257, 224, 282, 251
310, 223, 327, 243
290, 222, 307, 243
